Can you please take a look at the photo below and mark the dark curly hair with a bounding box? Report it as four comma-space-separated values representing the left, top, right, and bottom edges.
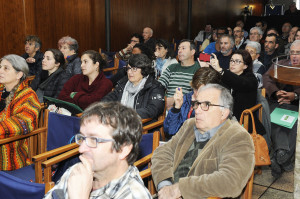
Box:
132, 43, 155, 60
155, 39, 175, 59
81, 102, 143, 165
82, 50, 107, 72
128, 54, 155, 77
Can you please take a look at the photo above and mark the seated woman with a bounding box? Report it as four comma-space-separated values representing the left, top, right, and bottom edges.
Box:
58, 50, 113, 110
0, 54, 40, 170
31, 49, 69, 102
164, 67, 221, 136
110, 43, 155, 86
245, 41, 266, 88
58, 36, 81, 78
154, 39, 178, 77
102, 54, 165, 119
210, 49, 258, 121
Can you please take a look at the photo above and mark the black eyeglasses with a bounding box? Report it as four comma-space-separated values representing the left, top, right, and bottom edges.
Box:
126, 66, 139, 72
75, 134, 114, 148
192, 101, 225, 111
230, 59, 244, 65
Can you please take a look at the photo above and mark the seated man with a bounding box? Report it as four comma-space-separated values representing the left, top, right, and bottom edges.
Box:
194, 23, 212, 43
263, 40, 300, 178
21, 35, 43, 76
151, 83, 255, 198
44, 102, 151, 199
114, 33, 144, 61
164, 67, 221, 137
233, 26, 246, 50
259, 33, 279, 71
143, 27, 156, 53
159, 39, 200, 110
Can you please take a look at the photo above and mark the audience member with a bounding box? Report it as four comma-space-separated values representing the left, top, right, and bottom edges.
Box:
210, 50, 258, 120
114, 33, 144, 61
159, 39, 200, 110
151, 83, 255, 198
199, 28, 217, 52
263, 40, 300, 178
21, 35, 43, 76
110, 43, 154, 86
203, 27, 228, 54
194, 23, 212, 43
267, 28, 285, 55
233, 26, 246, 50
236, 19, 249, 38
284, 26, 299, 55
102, 54, 165, 119
249, 26, 263, 45
58, 50, 113, 110
284, 2, 300, 16
256, 20, 268, 39
259, 33, 279, 70
31, 49, 69, 102
280, 22, 292, 45
58, 36, 81, 78
154, 39, 178, 77
0, 55, 40, 170
44, 102, 151, 198
215, 34, 235, 70
245, 41, 266, 88
227, 27, 233, 36
295, 29, 300, 40
164, 67, 221, 136
143, 27, 156, 52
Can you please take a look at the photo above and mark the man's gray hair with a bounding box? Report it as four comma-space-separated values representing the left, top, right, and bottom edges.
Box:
246, 41, 261, 54
291, 40, 300, 49
220, 34, 235, 49
198, 83, 233, 119
250, 27, 263, 36
0, 54, 29, 82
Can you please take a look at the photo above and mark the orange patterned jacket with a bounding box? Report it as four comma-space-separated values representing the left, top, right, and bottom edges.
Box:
0, 78, 41, 170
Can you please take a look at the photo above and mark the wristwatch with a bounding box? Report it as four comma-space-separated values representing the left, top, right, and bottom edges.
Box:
295, 92, 299, 101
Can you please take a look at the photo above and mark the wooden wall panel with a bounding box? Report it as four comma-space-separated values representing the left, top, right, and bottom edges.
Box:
0, 0, 26, 56
0, 0, 265, 57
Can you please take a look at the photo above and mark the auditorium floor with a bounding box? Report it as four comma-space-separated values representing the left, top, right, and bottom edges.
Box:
252, 165, 294, 198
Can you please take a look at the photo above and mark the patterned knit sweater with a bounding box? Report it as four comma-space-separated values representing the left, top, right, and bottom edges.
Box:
0, 78, 41, 170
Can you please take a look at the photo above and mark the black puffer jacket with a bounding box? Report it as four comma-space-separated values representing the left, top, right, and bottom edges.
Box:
30, 68, 69, 100
102, 75, 165, 119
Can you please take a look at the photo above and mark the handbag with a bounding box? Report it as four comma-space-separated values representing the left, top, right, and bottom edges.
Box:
240, 109, 271, 166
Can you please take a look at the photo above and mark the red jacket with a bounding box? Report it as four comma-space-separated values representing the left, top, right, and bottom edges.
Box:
58, 72, 113, 110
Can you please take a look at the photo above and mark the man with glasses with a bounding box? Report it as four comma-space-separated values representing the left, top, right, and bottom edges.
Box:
233, 26, 246, 50
44, 102, 152, 199
263, 40, 300, 178
151, 84, 255, 198
114, 33, 144, 61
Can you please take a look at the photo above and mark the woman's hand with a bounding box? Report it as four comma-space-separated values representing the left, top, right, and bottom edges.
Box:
210, 53, 222, 72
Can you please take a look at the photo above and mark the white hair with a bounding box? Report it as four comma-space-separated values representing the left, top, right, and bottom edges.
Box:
246, 41, 261, 54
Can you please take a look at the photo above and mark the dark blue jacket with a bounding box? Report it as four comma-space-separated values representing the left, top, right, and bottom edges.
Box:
164, 91, 194, 136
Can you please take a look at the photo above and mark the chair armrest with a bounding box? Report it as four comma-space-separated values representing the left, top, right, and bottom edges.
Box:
143, 120, 164, 132
0, 127, 47, 145
139, 168, 152, 179
142, 118, 152, 124
247, 104, 262, 113
32, 143, 79, 162
134, 153, 152, 167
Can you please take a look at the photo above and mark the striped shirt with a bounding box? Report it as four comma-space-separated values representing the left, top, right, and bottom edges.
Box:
158, 62, 200, 97
44, 165, 151, 199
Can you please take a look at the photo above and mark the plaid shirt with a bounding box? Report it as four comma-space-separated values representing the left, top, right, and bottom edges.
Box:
44, 165, 151, 199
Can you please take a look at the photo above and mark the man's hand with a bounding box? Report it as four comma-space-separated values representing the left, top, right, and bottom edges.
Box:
26, 57, 36, 63
174, 88, 183, 109
276, 90, 295, 104
67, 155, 93, 199
158, 183, 181, 199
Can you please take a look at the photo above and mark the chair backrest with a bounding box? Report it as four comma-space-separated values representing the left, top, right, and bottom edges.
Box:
138, 131, 160, 161
46, 112, 80, 151
0, 171, 45, 199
